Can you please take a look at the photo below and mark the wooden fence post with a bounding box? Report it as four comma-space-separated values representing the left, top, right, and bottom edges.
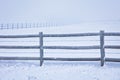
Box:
100, 30, 105, 66
39, 32, 44, 66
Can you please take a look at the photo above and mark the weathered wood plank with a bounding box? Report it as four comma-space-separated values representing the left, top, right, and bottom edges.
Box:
0, 46, 39, 49
39, 32, 44, 66
105, 58, 120, 62
0, 45, 100, 50
0, 35, 39, 38
105, 45, 120, 49
0, 57, 120, 62
0, 33, 99, 38
0, 57, 40, 60
43, 33, 100, 37
100, 30, 105, 66
43, 46, 100, 50
105, 33, 120, 36
0, 57, 100, 61
0, 32, 120, 38
44, 57, 101, 61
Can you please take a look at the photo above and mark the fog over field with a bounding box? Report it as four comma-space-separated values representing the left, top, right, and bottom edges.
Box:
0, 0, 120, 25
0, 0, 120, 80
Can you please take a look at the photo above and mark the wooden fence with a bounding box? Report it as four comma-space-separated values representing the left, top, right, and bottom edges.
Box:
0, 30, 120, 66
0, 23, 57, 30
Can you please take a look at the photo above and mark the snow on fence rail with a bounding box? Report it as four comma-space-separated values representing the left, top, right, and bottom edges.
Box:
0, 30, 120, 66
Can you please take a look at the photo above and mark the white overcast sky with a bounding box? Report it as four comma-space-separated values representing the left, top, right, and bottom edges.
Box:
0, 0, 120, 24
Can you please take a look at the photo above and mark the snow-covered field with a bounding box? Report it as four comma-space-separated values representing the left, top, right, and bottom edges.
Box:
0, 61, 120, 80
0, 23, 120, 80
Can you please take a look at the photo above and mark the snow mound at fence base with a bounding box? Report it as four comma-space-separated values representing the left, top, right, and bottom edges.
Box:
0, 61, 120, 80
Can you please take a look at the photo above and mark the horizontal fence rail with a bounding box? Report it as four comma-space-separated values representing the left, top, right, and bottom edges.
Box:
43, 46, 100, 50
0, 57, 120, 62
0, 57, 101, 61
0, 46, 40, 49
0, 30, 120, 67
104, 33, 120, 36
43, 33, 100, 37
0, 35, 39, 38
105, 45, 120, 49
0, 32, 120, 38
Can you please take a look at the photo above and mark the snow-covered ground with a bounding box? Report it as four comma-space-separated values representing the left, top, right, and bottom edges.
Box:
0, 61, 120, 80
0, 22, 120, 80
